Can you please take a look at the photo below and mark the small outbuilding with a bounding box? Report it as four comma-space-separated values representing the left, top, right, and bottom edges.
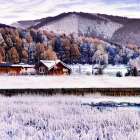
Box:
34, 60, 71, 75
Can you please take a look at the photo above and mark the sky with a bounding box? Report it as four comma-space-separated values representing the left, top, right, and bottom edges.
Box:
0, 0, 140, 25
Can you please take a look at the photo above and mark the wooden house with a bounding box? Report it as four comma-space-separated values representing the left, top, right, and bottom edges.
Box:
0, 63, 22, 75
34, 60, 71, 75
13, 63, 34, 75
0, 63, 34, 75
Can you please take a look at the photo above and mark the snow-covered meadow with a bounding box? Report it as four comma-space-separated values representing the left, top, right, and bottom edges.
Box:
0, 74, 140, 89
0, 94, 140, 140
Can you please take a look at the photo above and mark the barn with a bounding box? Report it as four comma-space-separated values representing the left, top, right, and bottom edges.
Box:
34, 60, 71, 75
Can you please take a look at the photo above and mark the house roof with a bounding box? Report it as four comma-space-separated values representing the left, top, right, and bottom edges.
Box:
0, 63, 13, 67
12, 63, 34, 68
38, 60, 71, 70
0, 63, 33, 68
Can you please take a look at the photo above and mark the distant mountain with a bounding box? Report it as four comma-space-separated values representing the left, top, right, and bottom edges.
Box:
10, 12, 140, 46
0, 23, 16, 29
11, 20, 40, 29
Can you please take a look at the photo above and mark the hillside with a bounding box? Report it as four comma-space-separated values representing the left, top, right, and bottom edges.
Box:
97, 14, 140, 45
11, 12, 140, 46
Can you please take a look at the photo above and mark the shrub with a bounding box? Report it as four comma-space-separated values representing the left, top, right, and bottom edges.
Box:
86, 71, 91, 75
116, 71, 122, 77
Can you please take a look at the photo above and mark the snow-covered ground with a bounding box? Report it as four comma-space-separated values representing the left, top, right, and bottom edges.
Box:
0, 95, 140, 140
0, 74, 140, 89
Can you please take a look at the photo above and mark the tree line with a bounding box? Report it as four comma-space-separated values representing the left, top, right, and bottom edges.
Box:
0, 27, 140, 68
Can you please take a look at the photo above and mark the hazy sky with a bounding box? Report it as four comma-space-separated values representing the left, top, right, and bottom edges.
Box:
1, 0, 140, 25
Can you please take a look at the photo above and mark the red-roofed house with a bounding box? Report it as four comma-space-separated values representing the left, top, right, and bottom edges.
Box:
34, 60, 71, 75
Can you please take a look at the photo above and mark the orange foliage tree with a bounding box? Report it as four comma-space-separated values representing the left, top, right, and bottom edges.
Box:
7, 47, 19, 63
0, 46, 5, 61
21, 50, 28, 59
42, 49, 57, 60
70, 44, 81, 62
0, 53, 3, 63
36, 42, 45, 60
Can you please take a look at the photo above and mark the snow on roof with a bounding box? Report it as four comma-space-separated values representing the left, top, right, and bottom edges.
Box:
40, 60, 71, 70
40, 60, 60, 70
12, 64, 34, 68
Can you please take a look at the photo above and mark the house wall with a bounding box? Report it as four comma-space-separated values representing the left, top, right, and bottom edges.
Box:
49, 63, 69, 75
48, 68, 67, 75
10, 68, 21, 75
35, 64, 48, 75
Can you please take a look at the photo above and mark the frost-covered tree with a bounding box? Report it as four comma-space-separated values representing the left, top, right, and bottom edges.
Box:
114, 54, 121, 64
77, 36, 83, 47
89, 43, 95, 56
128, 56, 140, 69
92, 50, 104, 64
92, 43, 105, 64
0, 33, 6, 47
103, 52, 108, 65
40, 34, 48, 43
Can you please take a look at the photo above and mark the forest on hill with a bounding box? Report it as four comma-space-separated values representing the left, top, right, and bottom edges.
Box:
0, 27, 140, 68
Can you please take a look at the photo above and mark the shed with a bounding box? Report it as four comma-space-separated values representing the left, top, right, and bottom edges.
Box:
34, 60, 71, 75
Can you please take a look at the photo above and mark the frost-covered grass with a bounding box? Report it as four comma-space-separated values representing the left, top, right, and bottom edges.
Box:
0, 94, 140, 140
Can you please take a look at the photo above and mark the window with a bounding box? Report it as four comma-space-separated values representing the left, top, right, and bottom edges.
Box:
39, 67, 45, 73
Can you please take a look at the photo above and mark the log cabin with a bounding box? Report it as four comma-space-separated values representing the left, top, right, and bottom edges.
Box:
34, 60, 71, 75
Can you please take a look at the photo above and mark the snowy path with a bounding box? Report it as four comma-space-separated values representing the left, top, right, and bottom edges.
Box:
0, 75, 140, 89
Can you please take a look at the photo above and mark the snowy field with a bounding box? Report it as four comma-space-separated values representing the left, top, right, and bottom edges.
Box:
0, 94, 140, 140
0, 74, 140, 89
